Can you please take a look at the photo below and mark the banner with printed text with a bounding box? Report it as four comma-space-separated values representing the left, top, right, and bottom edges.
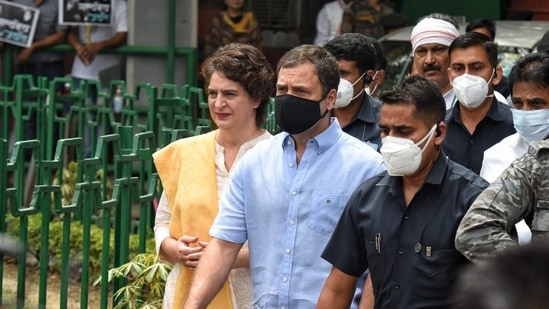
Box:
59, 0, 113, 26
0, 0, 39, 48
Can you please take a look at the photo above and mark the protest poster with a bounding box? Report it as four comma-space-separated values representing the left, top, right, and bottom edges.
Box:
59, 0, 113, 26
0, 0, 39, 48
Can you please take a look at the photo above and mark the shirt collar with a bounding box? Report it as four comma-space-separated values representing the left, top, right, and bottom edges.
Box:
355, 95, 380, 124
280, 117, 343, 153
484, 97, 507, 121
447, 97, 503, 124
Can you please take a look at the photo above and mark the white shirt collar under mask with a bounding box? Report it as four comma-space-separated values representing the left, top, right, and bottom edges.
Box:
335, 72, 365, 108
452, 69, 495, 109
380, 125, 437, 176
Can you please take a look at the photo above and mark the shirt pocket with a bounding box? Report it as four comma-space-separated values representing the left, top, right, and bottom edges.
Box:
307, 194, 349, 234
365, 237, 385, 277
418, 247, 463, 278
39, 12, 57, 33
531, 200, 549, 232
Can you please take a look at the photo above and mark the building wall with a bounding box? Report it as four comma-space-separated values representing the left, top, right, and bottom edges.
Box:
507, 0, 549, 20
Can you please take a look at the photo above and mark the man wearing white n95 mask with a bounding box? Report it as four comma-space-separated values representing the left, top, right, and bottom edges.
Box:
317, 75, 488, 309
325, 33, 382, 150
442, 32, 515, 175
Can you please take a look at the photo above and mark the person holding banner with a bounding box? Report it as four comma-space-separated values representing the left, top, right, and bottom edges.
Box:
66, 0, 127, 157
13, 0, 67, 154
13, 0, 67, 69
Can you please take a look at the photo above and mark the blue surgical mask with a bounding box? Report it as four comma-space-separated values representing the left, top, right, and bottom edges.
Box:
511, 108, 549, 142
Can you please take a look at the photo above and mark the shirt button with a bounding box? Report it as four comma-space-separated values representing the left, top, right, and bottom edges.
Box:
415, 243, 422, 253
398, 248, 404, 255
289, 220, 295, 225
289, 162, 294, 167
287, 141, 292, 145
394, 284, 400, 290
291, 191, 297, 196
404, 215, 410, 220
469, 139, 474, 145
281, 307, 286, 309
317, 151, 322, 155
282, 277, 288, 282
286, 249, 291, 254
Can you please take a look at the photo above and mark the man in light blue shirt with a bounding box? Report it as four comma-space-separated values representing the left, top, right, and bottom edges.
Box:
183, 44, 385, 309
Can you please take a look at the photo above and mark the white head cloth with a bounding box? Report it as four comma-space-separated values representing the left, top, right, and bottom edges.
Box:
411, 17, 460, 53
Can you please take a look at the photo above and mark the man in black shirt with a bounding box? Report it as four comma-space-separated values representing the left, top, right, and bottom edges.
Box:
317, 76, 488, 309
325, 33, 382, 150
442, 32, 515, 174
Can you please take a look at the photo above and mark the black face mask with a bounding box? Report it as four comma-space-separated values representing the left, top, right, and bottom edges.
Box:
274, 94, 329, 134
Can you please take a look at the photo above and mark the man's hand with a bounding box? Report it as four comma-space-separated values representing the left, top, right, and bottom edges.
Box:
77, 42, 104, 65
16, 47, 34, 63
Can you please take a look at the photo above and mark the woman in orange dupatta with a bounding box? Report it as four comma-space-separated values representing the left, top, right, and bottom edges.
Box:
153, 43, 275, 309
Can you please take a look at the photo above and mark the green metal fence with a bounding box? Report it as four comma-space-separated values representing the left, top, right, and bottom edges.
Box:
0, 74, 213, 308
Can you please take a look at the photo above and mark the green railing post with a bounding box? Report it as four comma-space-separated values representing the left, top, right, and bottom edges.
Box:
0, 138, 7, 306
130, 131, 157, 252
8, 139, 41, 309
51, 137, 84, 309
93, 132, 122, 309
112, 126, 133, 304
0, 83, 13, 142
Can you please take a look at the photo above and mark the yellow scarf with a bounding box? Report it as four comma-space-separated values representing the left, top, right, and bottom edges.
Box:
221, 11, 254, 33
153, 130, 233, 309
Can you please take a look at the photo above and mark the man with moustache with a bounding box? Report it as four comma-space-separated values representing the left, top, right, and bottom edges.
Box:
474, 52, 549, 246
410, 13, 460, 109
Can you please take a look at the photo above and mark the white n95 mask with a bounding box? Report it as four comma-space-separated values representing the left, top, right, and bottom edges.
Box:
335, 73, 365, 108
380, 125, 437, 176
452, 70, 494, 109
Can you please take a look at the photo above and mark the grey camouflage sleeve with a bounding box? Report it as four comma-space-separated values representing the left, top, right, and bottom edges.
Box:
455, 158, 536, 263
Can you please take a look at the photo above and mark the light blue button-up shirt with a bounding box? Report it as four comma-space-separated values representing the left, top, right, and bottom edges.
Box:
211, 119, 385, 308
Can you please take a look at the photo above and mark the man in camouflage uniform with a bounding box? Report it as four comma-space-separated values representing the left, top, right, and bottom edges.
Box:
456, 140, 549, 263
340, 0, 394, 39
